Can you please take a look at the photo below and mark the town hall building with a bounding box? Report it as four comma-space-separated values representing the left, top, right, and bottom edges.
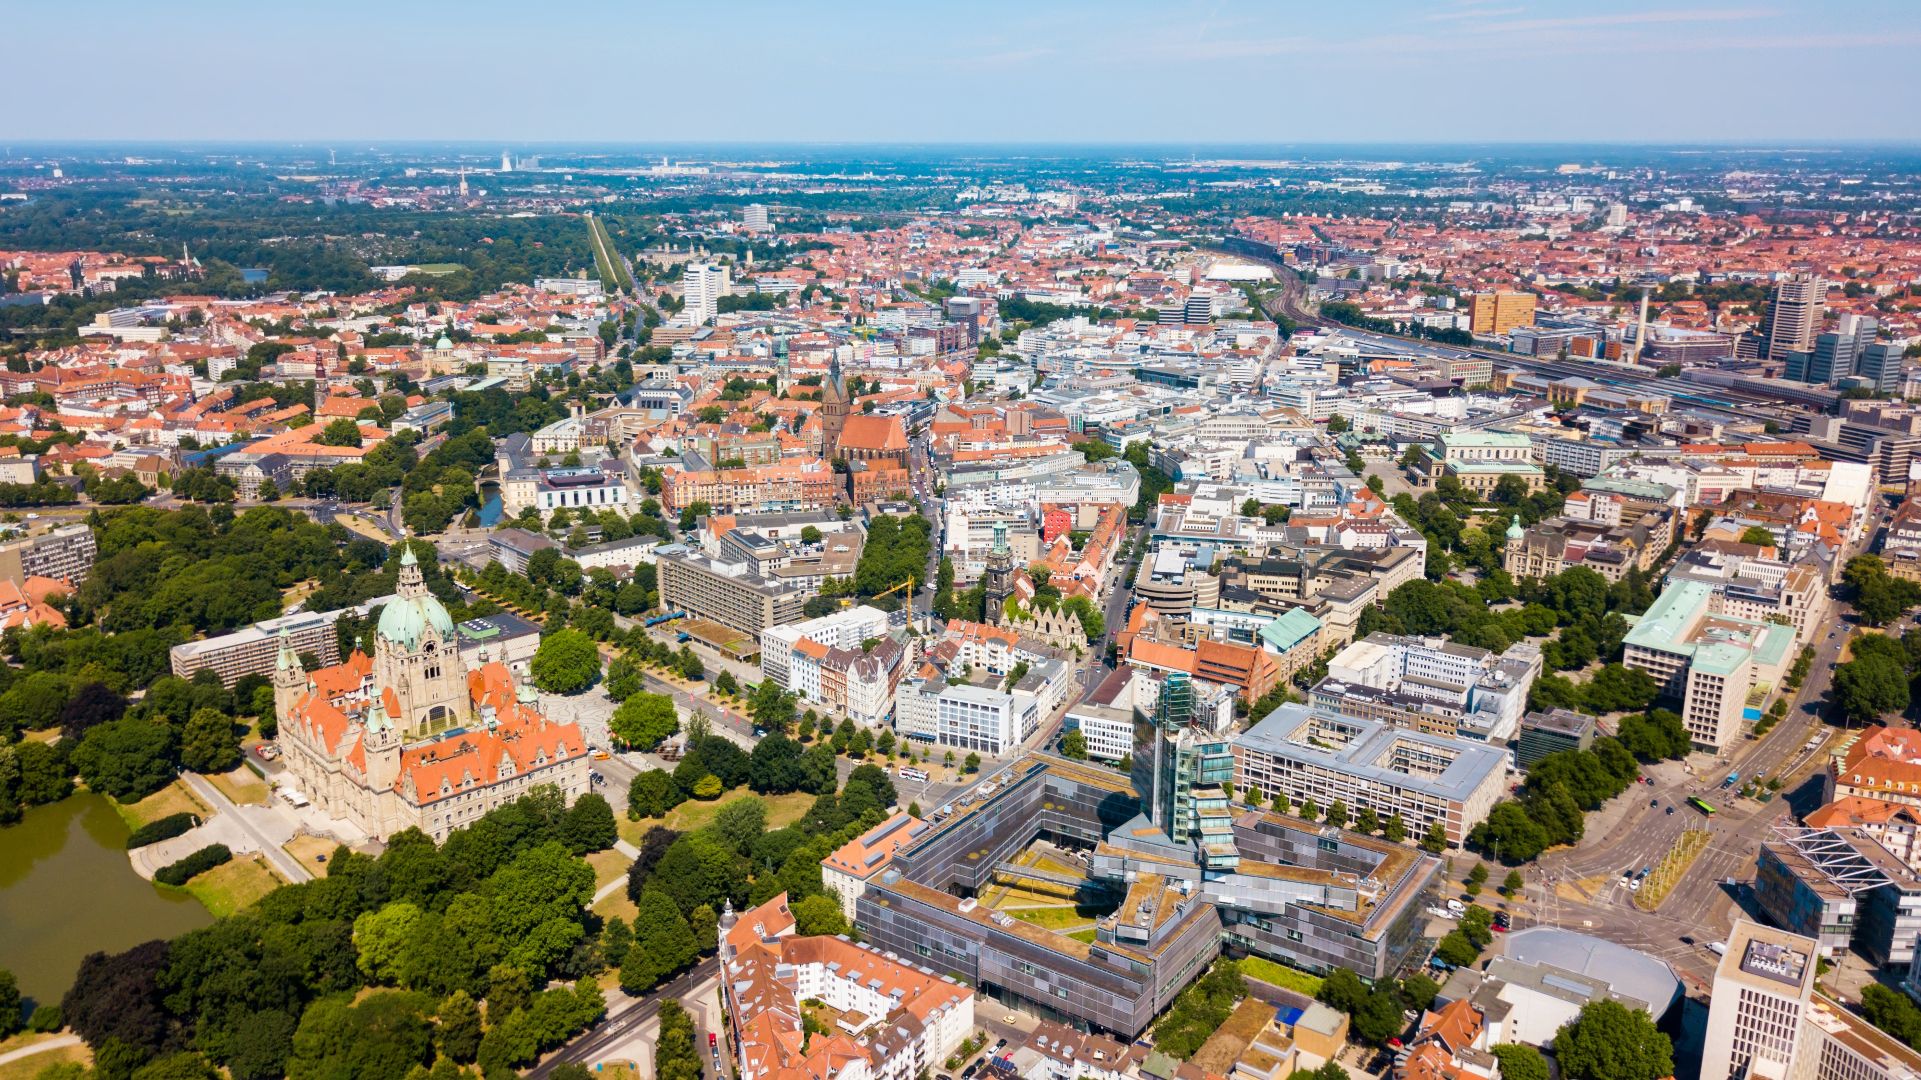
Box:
275, 547, 591, 841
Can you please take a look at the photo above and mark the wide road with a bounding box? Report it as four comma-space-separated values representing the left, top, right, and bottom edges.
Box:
526, 957, 718, 1079
1526, 567, 1875, 994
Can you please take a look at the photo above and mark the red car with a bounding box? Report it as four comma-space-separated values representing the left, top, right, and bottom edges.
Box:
709, 1034, 718, 1049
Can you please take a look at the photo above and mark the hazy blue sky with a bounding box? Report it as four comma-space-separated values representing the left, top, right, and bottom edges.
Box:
11, 0, 1920, 143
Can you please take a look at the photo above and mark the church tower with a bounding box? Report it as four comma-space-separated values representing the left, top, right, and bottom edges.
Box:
983, 521, 1016, 625
272, 628, 306, 721
820, 354, 851, 459
373, 546, 467, 734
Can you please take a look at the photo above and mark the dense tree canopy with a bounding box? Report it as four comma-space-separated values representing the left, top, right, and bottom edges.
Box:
1555, 1000, 1674, 1080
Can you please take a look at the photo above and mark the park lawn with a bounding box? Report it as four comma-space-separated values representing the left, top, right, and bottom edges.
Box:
113, 780, 209, 831
21, 727, 59, 745
1237, 955, 1325, 997
617, 788, 814, 846
0, 1036, 89, 1080
594, 887, 638, 923
184, 855, 284, 918
588, 848, 631, 892
208, 765, 270, 806
284, 834, 337, 876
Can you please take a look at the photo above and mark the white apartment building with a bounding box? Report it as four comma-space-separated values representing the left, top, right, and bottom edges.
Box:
762, 606, 891, 692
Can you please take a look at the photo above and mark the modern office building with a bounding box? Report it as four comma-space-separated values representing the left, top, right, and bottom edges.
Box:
1755, 824, 1921, 966
1063, 668, 1141, 763
1763, 274, 1826, 363
1515, 709, 1596, 768
740, 203, 770, 233
656, 549, 810, 644
1231, 704, 1509, 849
682, 262, 730, 326
1702, 921, 1818, 1080
1859, 342, 1906, 397
1704, 922, 1921, 1080
1621, 578, 1795, 751
1468, 292, 1537, 336
854, 753, 1440, 1039
1140, 673, 1239, 871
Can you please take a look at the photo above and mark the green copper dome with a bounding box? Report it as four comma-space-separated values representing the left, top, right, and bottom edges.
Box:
377, 548, 455, 648
1506, 514, 1525, 541
377, 592, 455, 648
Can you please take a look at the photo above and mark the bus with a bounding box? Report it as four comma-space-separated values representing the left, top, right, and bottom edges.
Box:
1688, 796, 1717, 815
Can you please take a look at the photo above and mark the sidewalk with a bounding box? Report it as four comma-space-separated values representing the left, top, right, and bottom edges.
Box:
177, 772, 313, 884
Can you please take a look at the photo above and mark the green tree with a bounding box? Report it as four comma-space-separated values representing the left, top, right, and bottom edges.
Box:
1324, 800, 1349, 829
0, 967, 17, 1038
791, 894, 848, 936
1060, 729, 1088, 760
1502, 869, 1526, 897
1738, 526, 1776, 547
1554, 1000, 1674, 1080
71, 717, 179, 800
609, 692, 679, 750
180, 707, 240, 774
1492, 1044, 1550, 1080
1835, 651, 1910, 725
1421, 819, 1449, 853
314, 418, 365, 448
628, 769, 683, 818
1435, 930, 1481, 968
604, 656, 642, 702
530, 629, 600, 694
1384, 813, 1406, 843
435, 990, 483, 1064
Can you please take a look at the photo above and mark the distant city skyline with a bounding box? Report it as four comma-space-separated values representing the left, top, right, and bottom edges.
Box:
9, 0, 1921, 144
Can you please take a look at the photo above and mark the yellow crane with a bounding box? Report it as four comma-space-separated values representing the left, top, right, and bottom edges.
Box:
846, 575, 917, 614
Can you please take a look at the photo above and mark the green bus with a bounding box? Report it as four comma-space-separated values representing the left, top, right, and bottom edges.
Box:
1688, 796, 1717, 816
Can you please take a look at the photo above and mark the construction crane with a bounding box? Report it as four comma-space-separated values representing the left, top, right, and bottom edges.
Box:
848, 576, 918, 623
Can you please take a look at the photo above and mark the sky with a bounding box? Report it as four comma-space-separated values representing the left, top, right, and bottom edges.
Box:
9, 0, 1921, 144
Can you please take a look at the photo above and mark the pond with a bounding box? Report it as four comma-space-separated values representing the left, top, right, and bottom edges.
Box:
0, 794, 212, 1008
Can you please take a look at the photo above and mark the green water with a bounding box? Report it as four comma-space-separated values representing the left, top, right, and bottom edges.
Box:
0, 794, 212, 1007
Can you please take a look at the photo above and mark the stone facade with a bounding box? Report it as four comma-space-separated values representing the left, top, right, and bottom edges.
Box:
276, 548, 590, 841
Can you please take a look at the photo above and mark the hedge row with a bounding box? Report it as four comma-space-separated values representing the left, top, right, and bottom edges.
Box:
126, 812, 199, 850
155, 843, 231, 886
